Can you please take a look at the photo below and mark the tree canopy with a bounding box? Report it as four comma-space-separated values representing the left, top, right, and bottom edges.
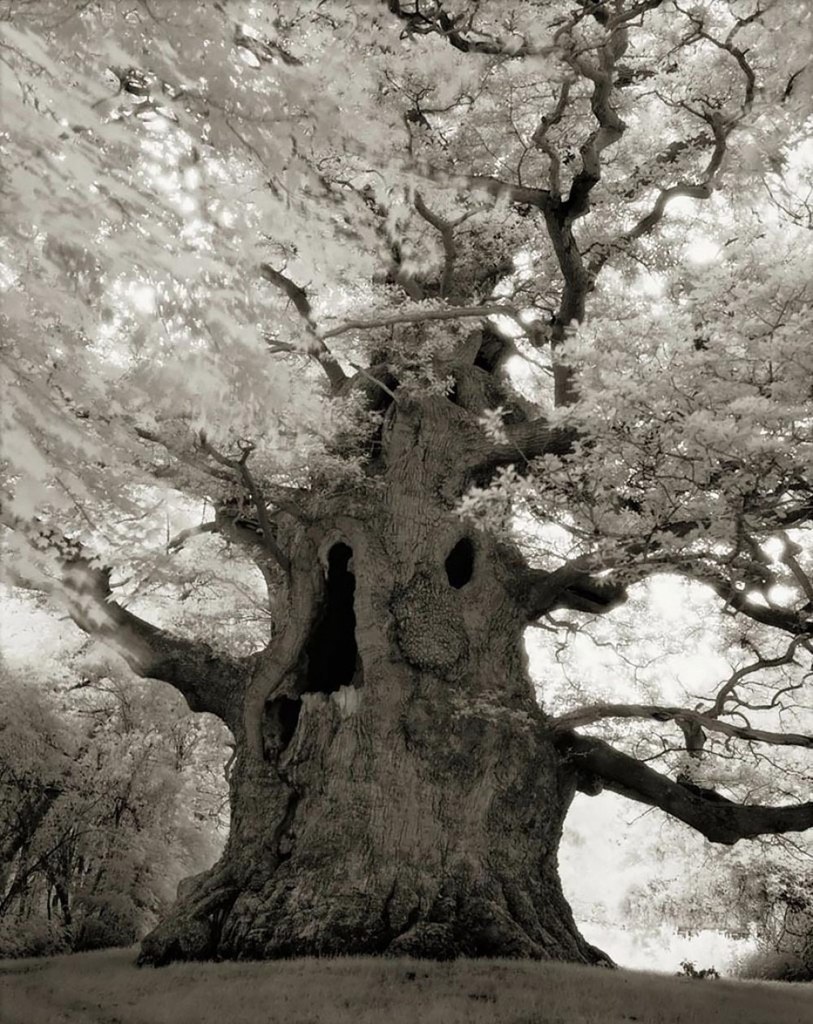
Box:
1, 0, 812, 965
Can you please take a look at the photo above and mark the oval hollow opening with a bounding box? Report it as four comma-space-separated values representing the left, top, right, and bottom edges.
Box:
263, 694, 302, 756
445, 537, 474, 589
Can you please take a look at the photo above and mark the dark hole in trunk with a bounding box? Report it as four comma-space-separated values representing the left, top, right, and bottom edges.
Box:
365, 373, 398, 461
276, 696, 302, 748
305, 542, 360, 693
264, 695, 302, 755
445, 537, 474, 589
473, 326, 507, 372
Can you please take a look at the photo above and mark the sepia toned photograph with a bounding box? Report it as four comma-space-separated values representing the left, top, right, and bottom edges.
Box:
0, 2, 811, 1021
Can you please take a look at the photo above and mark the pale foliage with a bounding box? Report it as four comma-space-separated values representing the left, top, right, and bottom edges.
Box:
1, 0, 812, 960
0, 662, 228, 956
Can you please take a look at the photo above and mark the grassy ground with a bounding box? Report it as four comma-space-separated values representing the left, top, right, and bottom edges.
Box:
1, 948, 810, 1024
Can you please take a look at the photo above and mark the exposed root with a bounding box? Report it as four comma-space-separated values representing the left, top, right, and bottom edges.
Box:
137, 866, 237, 967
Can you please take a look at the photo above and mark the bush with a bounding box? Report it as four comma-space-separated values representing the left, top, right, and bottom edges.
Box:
737, 944, 813, 982
72, 914, 138, 953
677, 960, 719, 979
0, 917, 69, 959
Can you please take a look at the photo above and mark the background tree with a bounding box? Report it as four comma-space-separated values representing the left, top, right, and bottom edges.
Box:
1, 0, 811, 964
0, 656, 228, 957
624, 826, 813, 980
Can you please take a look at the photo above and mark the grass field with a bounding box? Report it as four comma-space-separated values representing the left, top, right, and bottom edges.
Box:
1, 947, 810, 1024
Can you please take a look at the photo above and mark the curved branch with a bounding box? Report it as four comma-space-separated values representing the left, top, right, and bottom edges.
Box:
72, 569, 244, 726
63, 559, 244, 726
531, 79, 572, 196
550, 704, 813, 749
704, 573, 813, 638
198, 432, 291, 573
2, 517, 244, 728
413, 191, 457, 298
587, 2, 762, 277
260, 264, 347, 392
557, 731, 813, 844
588, 115, 728, 277
385, 0, 557, 58
710, 634, 811, 718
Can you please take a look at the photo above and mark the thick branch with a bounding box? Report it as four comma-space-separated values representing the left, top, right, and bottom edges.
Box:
1, 516, 244, 726
542, 206, 590, 406
166, 521, 218, 552
416, 165, 552, 210
561, 27, 628, 221
64, 559, 245, 726
467, 416, 578, 471
260, 264, 347, 391
704, 573, 813, 638
198, 432, 291, 572
320, 302, 525, 341
557, 731, 813, 844
550, 703, 813, 749
539, 21, 628, 406
516, 562, 628, 619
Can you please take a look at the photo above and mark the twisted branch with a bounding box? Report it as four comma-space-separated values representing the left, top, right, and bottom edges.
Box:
557, 731, 813, 844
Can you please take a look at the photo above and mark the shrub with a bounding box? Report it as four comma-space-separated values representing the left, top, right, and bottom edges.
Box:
677, 960, 719, 979
0, 917, 69, 959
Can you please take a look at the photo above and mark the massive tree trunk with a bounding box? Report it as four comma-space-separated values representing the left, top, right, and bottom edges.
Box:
137, 394, 609, 965
21, 380, 810, 966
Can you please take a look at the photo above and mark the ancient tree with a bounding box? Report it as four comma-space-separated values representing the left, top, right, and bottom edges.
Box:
1, 1, 812, 964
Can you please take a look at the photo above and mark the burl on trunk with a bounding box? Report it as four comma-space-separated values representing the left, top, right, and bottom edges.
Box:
137, 395, 607, 965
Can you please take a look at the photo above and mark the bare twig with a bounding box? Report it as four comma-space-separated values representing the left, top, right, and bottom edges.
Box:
711, 634, 812, 717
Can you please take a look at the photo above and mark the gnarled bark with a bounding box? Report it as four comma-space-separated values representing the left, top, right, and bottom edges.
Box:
138, 397, 610, 965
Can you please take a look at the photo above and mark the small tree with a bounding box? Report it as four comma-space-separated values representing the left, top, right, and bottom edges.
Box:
1, 1, 811, 964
